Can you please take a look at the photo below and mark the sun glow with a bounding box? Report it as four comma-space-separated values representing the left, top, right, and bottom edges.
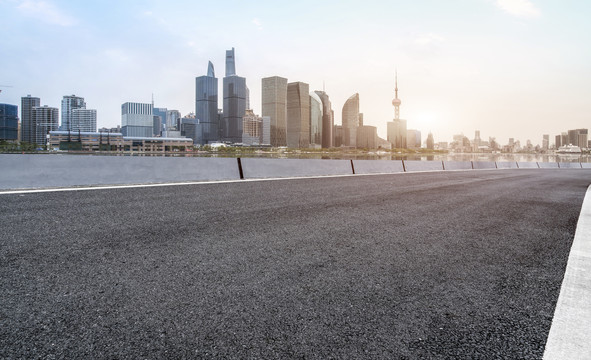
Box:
415, 112, 438, 130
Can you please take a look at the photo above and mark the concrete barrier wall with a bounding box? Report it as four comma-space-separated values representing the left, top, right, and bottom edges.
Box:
403, 160, 444, 172
517, 162, 539, 169
352, 160, 405, 174
538, 162, 559, 169
3, 154, 589, 191
472, 161, 497, 170
559, 162, 582, 169
240, 158, 352, 179
0, 154, 240, 190
496, 162, 518, 169
443, 161, 473, 170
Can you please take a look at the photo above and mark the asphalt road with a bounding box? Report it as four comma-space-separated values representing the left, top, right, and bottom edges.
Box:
1, 169, 590, 359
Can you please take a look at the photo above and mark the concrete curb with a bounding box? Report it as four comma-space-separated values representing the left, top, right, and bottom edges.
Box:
544, 185, 591, 359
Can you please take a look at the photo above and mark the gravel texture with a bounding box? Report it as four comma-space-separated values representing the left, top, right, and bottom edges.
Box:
1, 169, 589, 359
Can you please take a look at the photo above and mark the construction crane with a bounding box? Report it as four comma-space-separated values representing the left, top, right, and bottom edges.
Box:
0, 85, 14, 94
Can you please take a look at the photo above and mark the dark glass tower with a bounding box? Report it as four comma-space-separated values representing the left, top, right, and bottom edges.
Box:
195, 61, 219, 145
0, 103, 19, 141
222, 48, 247, 143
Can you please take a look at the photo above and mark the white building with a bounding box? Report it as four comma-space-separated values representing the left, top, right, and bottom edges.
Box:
121, 102, 153, 137
60, 95, 85, 131
71, 108, 97, 132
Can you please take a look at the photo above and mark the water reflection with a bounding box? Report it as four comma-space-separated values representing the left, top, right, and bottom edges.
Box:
102, 151, 591, 163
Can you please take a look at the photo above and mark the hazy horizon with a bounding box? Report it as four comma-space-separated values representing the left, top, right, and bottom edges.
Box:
1, 0, 590, 145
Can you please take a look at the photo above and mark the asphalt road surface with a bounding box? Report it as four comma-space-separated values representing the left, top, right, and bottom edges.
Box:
1, 169, 590, 359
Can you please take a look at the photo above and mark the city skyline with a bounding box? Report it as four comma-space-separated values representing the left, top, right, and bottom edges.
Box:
1, 0, 590, 144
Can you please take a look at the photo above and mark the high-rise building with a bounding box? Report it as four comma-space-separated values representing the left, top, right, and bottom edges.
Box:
387, 73, 407, 149
241, 110, 270, 145
121, 102, 153, 137
60, 95, 86, 131
225, 48, 236, 77
286, 81, 310, 148
309, 92, 323, 148
262, 76, 288, 147
561, 132, 568, 147
21, 95, 40, 143
334, 125, 344, 147
357, 125, 377, 149
542, 134, 549, 150
153, 107, 167, 136
222, 48, 247, 143
555, 134, 562, 149
0, 103, 19, 141
195, 61, 219, 145
314, 91, 334, 148
342, 93, 360, 147
426, 132, 434, 150
71, 109, 97, 132
407, 129, 421, 148
32, 105, 59, 146
180, 113, 197, 142
166, 110, 181, 131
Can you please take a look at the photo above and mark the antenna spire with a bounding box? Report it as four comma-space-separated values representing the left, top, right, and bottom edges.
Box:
395, 70, 398, 99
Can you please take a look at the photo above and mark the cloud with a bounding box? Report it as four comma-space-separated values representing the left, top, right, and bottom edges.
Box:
495, 0, 541, 18
252, 18, 263, 30
17, 0, 76, 26
415, 33, 445, 46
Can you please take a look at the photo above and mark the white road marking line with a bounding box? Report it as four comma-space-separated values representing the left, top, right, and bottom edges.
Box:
0, 168, 521, 195
544, 185, 591, 359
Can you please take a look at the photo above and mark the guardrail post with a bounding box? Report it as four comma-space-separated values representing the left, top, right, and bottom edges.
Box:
237, 157, 244, 179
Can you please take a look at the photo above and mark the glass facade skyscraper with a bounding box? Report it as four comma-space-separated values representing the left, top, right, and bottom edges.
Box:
0, 103, 19, 141
222, 49, 247, 143
309, 92, 323, 147
314, 91, 334, 148
286, 81, 310, 148
262, 76, 288, 147
195, 61, 219, 145
225, 48, 236, 77
342, 93, 360, 147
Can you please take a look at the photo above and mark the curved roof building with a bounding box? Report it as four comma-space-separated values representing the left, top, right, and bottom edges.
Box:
342, 93, 360, 147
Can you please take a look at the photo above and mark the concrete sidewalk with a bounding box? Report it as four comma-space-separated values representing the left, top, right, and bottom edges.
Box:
544, 185, 591, 359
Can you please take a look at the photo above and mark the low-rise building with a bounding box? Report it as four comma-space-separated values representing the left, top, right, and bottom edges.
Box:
49, 131, 193, 152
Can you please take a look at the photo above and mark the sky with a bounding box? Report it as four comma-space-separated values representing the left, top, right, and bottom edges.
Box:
1, 0, 590, 145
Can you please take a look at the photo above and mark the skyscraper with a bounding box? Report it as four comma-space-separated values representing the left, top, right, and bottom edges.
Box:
262, 76, 288, 147
309, 92, 323, 148
0, 103, 19, 141
426, 132, 435, 150
21, 95, 40, 143
225, 48, 236, 77
153, 107, 167, 136
222, 48, 247, 143
32, 105, 59, 146
342, 93, 360, 147
71, 109, 97, 132
387, 73, 407, 149
286, 81, 310, 148
121, 102, 153, 137
542, 134, 549, 150
314, 90, 334, 148
60, 95, 85, 131
195, 61, 219, 145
